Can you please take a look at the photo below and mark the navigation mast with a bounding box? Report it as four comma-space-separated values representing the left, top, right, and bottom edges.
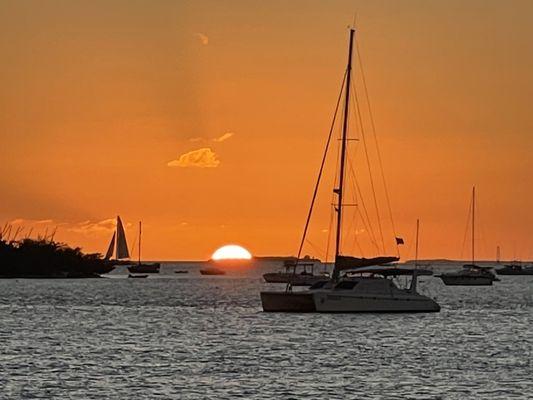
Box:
333, 28, 355, 280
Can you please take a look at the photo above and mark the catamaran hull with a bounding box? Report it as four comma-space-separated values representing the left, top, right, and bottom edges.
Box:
312, 292, 440, 313
263, 273, 327, 286
261, 292, 316, 312
438, 275, 497, 286
260, 291, 440, 313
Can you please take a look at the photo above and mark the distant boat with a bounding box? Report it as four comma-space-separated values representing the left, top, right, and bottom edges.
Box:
200, 267, 225, 275
174, 270, 189, 274
496, 263, 533, 275
436, 187, 499, 286
128, 274, 148, 279
260, 29, 440, 313
104, 216, 132, 263
127, 221, 160, 274
263, 259, 330, 286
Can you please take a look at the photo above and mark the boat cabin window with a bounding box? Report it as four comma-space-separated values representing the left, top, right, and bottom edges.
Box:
309, 281, 328, 289
334, 281, 358, 290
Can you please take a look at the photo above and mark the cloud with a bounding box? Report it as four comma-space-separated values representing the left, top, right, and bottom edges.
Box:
9, 218, 54, 225
195, 33, 209, 45
213, 132, 234, 142
167, 148, 220, 168
67, 218, 116, 234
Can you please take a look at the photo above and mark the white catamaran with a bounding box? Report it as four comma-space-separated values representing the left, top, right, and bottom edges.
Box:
261, 29, 440, 313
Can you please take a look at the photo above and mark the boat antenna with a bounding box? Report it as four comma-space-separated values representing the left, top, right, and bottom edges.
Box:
472, 186, 475, 265
332, 28, 355, 281
415, 219, 419, 270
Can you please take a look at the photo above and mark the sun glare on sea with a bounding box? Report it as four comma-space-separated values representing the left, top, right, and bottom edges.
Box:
211, 245, 252, 260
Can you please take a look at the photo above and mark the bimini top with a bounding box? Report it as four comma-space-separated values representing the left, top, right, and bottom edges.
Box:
345, 265, 433, 277
462, 264, 493, 270
335, 255, 400, 271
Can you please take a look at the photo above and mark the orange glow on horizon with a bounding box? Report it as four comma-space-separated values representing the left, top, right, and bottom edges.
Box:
2, 2, 533, 261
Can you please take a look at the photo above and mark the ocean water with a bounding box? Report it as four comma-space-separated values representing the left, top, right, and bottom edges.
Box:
1, 261, 532, 399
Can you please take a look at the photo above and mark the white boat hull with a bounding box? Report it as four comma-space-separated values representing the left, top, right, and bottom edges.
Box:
261, 281, 440, 313
312, 291, 440, 313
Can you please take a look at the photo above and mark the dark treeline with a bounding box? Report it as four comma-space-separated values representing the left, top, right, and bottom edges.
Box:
0, 239, 114, 278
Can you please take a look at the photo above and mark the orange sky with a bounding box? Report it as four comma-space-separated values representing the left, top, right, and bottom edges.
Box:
1, 0, 533, 261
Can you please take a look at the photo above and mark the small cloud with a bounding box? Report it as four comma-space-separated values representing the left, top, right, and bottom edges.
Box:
189, 137, 204, 142
195, 33, 209, 45
180, 222, 188, 226
68, 219, 116, 234
167, 148, 220, 168
321, 229, 329, 233
9, 218, 54, 225
213, 132, 234, 142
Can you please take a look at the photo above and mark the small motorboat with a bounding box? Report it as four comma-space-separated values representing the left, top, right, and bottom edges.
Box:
200, 267, 225, 275
128, 263, 160, 273
128, 274, 148, 279
436, 264, 499, 286
495, 263, 533, 275
174, 270, 189, 274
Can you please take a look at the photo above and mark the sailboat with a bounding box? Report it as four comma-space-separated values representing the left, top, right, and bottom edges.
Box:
260, 29, 440, 313
436, 187, 499, 285
127, 221, 160, 274
263, 257, 330, 286
104, 216, 131, 263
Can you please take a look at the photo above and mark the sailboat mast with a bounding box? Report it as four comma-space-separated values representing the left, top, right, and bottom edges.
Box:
472, 186, 475, 265
138, 221, 142, 265
333, 28, 355, 279
415, 219, 420, 269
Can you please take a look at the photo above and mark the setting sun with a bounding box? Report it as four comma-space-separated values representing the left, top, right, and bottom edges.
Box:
211, 245, 252, 260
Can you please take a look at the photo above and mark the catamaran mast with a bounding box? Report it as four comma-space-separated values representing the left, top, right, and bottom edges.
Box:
472, 186, 475, 265
333, 28, 355, 280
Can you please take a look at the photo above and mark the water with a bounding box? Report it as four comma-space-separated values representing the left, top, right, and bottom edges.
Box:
1, 261, 532, 399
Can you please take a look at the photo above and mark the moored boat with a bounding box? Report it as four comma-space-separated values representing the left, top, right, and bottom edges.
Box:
437, 264, 499, 285
260, 28, 440, 313
263, 260, 329, 286
436, 187, 499, 286
127, 221, 160, 274
262, 267, 440, 313
495, 263, 533, 275
200, 267, 226, 275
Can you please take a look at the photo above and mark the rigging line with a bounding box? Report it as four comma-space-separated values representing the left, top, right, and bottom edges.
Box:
350, 80, 386, 254
460, 194, 473, 260
356, 38, 399, 255
324, 204, 335, 263
324, 109, 345, 263
350, 209, 366, 257
304, 238, 325, 258
287, 70, 347, 291
347, 156, 379, 252
349, 159, 380, 252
